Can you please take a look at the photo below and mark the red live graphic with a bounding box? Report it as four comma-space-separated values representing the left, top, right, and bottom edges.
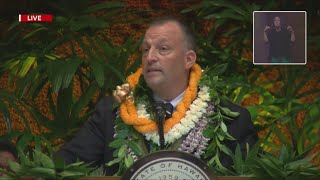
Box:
19, 14, 53, 22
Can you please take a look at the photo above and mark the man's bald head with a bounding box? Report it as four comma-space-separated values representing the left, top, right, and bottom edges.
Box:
148, 16, 197, 51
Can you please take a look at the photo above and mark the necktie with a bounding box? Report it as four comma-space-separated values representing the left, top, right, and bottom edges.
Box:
154, 102, 174, 149
164, 102, 174, 120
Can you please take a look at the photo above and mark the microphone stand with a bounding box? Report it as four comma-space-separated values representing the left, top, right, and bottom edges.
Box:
154, 102, 166, 149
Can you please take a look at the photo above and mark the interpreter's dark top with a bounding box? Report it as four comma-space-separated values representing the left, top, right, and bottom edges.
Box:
267, 28, 291, 59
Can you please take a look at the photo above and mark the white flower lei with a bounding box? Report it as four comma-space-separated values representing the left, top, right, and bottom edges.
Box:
137, 86, 211, 145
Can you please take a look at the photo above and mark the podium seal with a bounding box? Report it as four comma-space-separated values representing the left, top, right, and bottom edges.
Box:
122, 150, 216, 180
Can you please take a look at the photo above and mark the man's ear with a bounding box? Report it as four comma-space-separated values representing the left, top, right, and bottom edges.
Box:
185, 50, 197, 69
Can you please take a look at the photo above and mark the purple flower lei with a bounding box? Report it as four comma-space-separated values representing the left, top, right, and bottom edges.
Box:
178, 103, 215, 158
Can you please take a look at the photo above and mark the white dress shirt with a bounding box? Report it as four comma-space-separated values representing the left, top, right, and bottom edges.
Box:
153, 89, 186, 110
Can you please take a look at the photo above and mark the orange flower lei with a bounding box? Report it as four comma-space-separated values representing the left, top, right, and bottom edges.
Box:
119, 64, 202, 134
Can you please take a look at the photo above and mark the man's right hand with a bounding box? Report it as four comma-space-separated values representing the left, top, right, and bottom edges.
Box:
264, 26, 271, 32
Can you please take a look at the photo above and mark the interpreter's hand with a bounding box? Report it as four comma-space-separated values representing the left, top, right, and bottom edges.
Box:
287, 26, 294, 33
264, 26, 271, 32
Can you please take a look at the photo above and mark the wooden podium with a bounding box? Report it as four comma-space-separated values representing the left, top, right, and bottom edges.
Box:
22, 176, 250, 179
79, 176, 250, 180
75, 151, 252, 180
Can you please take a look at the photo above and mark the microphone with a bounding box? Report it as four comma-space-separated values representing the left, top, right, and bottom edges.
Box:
154, 102, 166, 149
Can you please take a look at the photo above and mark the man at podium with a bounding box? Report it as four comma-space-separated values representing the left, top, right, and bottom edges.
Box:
54, 16, 258, 176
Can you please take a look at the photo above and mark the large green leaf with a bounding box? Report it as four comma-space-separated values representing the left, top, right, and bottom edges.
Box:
18, 56, 36, 77
91, 60, 105, 88
33, 150, 55, 169
85, 1, 127, 13
109, 139, 126, 149
71, 81, 99, 120
63, 58, 83, 88
0, 99, 12, 132
47, 60, 64, 92
16, 133, 33, 152
205, 11, 244, 21
47, 58, 83, 92
23, 27, 48, 40
207, 0, 246, 16
69, 16, 109, 31
4, 99, 31, 132
233, 144, 244, 174
127, 141, 144, 156
259, 157, 286, 178
56, 86, 73, 126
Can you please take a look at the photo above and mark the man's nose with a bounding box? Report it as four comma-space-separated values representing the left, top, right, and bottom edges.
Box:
146, 48, 158, 63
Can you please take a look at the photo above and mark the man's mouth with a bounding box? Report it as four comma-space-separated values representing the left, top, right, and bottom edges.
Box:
147, 68, 162, 73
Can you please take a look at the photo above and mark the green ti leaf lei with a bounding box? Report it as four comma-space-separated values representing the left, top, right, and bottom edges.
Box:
107, 69, 239, 176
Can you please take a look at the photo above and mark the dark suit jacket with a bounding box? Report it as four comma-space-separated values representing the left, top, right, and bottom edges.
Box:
53, 96, 258, 175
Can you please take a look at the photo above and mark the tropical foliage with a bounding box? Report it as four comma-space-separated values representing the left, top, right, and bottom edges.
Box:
0, 148, 104, 179
0, 0, 141, 143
